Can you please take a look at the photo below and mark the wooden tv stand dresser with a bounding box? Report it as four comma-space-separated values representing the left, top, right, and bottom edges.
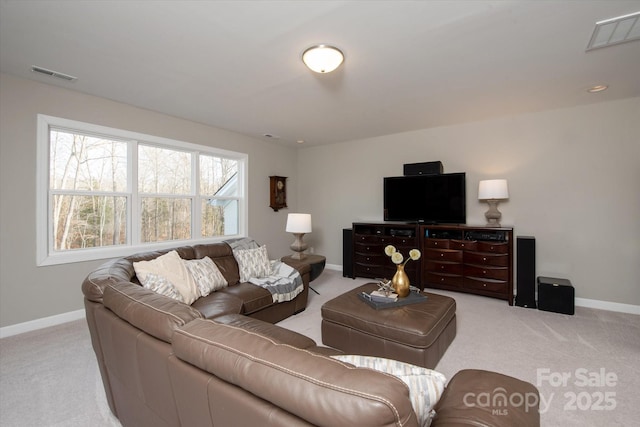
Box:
351, 223, 514, 305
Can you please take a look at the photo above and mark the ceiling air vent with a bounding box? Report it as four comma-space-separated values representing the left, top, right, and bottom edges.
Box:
31, 66, 77, 81
586, 11, 640, 51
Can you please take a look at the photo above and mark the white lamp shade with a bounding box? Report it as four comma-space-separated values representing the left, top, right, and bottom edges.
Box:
478, 179, 509, 200
286, 213, 312, 233
302, 45, 344, 73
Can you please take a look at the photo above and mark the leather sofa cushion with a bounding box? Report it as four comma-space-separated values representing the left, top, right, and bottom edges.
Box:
432, 369, 540, 427
212, 314, 318, 349
173, 318, 419, 427
103, 281, 202, 343
219, 282, 274, 314
191, 291, 244, 319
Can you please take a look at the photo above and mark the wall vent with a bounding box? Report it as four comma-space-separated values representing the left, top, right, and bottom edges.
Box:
31, 66, 77, 81
586, 11, 640, 51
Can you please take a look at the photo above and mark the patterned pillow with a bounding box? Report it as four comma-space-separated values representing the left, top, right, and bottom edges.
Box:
233, 245, 271, 282
137, 273, 185, 302
331, 355, 446, 427
133, 250, 199, 304
184, 256, 228, 297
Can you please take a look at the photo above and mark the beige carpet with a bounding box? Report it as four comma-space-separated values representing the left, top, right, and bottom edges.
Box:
1, 269, 638, 426
279, 270, 640, 427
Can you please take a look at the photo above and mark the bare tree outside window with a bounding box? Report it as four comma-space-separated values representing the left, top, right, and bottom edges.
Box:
138, 145, 192, 242
49, 130, 127, 251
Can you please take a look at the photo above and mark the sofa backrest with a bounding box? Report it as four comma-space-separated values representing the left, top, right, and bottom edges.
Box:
193, 243, 240, 285
82, 242, 239, 303
172, 318, 419, 427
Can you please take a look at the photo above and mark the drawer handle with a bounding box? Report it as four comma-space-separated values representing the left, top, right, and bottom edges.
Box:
483, 257, 487, 261
441, 278, 445, 282
483, 270, 487, 274
483, 283, 487, 287
440, 253, 444, 257
434, 242, 438, 246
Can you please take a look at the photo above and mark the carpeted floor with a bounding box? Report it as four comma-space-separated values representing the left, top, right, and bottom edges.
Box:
1, 269, 638, 426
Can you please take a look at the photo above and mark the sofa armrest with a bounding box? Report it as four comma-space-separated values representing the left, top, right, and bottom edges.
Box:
103, 281, 203, 343
432, 369, 540, 427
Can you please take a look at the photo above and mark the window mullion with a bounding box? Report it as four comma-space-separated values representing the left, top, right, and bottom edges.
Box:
130, 140, 139, 246
193, 151, 200, 240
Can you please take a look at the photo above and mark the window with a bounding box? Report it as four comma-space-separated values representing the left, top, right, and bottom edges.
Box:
37, 115, 247, 265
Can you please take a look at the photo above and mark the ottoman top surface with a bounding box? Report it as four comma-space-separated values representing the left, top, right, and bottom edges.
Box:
321, 283, 456, 348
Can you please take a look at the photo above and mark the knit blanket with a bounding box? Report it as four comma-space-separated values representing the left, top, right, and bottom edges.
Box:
249, 260, 304, 303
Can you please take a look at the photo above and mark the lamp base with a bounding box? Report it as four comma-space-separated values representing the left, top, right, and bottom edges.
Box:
289, 252, 307, 260
484, 199, 502, 227
290, 233, 308, 259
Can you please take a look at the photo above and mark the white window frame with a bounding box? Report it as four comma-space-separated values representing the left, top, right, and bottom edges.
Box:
36, 114, 248, 266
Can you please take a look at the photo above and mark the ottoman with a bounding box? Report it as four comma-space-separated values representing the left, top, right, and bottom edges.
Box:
321, 283, 456, 369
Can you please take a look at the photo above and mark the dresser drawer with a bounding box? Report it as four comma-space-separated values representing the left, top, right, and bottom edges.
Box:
476, 241, 509, 254
354, 253, 387, 266
354, 242, 385, 255
389, 236, 416, 246
424, 238, 451, 249
425, 248, 463, 263
354, 234, 394, 244
425, 272, 463, 287
464, 265, 509, 281
425, 261, 463, 275
464, 277, 508, 293
354, 264, 388, 278
450, 240, 477, 251
465, 251, 509, 267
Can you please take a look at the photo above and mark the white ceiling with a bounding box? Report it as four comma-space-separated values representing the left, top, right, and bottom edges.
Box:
1, 1, 639, 147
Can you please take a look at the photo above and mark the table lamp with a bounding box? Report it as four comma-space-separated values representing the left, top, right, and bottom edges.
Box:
286, 213, 312, 259
478, 179, 509, 227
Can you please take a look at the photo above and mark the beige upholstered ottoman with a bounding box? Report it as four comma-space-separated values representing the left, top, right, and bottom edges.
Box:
321, 283, 456, 369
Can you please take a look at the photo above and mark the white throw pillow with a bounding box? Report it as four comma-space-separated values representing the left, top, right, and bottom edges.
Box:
331, 355, 446, 427
133, 250, 199, 304
184, 256, 228, 297
233, 245, 271, 282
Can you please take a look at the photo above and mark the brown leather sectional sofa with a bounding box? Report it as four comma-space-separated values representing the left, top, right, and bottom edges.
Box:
82, 241, 540, 427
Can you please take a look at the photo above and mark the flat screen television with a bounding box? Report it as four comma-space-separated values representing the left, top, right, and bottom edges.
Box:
383, 172, 466, 224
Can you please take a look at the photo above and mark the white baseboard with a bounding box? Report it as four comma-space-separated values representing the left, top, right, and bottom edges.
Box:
326, 264, 640, 315
2, 275, 637, 339
575, 297, 640, 315
0, 309, 86, 339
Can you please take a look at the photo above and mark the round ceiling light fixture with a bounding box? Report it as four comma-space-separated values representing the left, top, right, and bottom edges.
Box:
587, 84, 608, 93
302, 44, 344, 73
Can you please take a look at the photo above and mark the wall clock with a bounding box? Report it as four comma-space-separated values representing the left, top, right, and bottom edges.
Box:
269, 176, 287, 211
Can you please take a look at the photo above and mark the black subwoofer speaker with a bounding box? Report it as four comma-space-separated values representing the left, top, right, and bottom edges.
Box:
403, 161, 443, 176
538, 277, 575, 315
515, 236, 537, 308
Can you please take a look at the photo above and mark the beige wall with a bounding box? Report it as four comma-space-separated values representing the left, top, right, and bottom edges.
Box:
1, 72, 638, 328
297, 97, 640, 306
0, 73, 299, 327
